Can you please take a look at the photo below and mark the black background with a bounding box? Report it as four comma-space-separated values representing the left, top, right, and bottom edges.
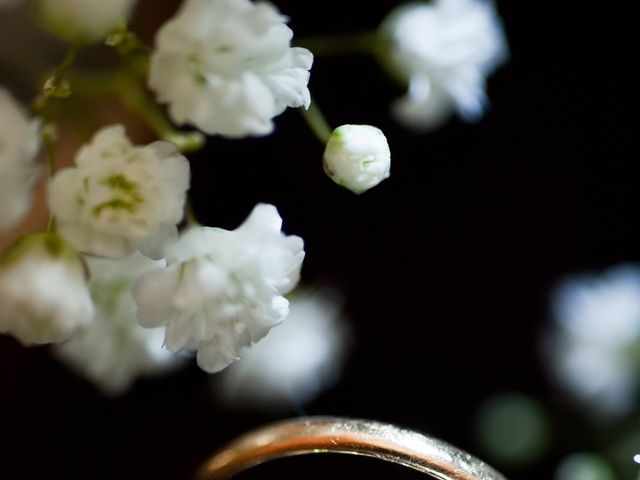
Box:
1, 1, 640, 478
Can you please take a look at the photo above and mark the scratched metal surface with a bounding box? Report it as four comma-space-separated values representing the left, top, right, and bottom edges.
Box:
196, 417, 508, 480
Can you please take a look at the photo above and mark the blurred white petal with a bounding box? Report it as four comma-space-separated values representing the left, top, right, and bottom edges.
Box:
215, 288, 351, 411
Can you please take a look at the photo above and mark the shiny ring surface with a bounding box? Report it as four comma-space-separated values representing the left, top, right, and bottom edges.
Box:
195, 416, 508, 480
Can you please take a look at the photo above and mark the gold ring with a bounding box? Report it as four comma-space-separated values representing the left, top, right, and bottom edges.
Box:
195, 416, 507, 480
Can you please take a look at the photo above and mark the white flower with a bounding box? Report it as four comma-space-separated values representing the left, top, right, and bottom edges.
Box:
55, 253, 184, 395
148, 0, 313, 138
48, 125, 190, 259
544, 265, 640, 417
133, 203, 305, 373
36, 0, 137, 43
323, 124, 391, 194
0, 233, 94, 345
381, 0, 508, 130
216, 288, 350, 411
0, 87, 40, 231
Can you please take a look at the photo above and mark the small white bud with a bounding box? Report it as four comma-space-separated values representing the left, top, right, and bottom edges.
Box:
323, 125, 391, 194
0, 233, 94, 345
36, 0, 137, 44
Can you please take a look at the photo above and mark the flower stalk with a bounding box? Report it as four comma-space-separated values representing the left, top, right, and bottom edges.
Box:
299, 98, 332, 144
31, 43, 81, 119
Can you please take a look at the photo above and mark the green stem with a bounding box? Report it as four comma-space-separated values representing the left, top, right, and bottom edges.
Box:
295, 32, 383, 57
71, 70, 205, 153
106, 25, 150, 57
116, 73, 205, 153
48, 43, 81, 92
299, 98, 332, 144
42, 127, 56, 177
28, 44, 80, 233
31, 43, 81, 117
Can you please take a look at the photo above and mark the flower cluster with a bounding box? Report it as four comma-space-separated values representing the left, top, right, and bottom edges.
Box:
0, 0, 510, 399
544, 265, 640, 417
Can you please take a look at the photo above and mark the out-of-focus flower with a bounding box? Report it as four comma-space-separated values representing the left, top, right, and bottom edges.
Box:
0, 233, 94, 345
474, 393, 551, 467
133, 204, 304, 373
380, 0, 508, 130
55, 253, 183, 395
323, 124, 391, 194
554, 453, 616, 480
148, 0, 313, 138
0, 87, 40, 231
48, 125, 190, 259
544, 265, 640, 417
35, 0, 137, 43
216, 288, 350, 411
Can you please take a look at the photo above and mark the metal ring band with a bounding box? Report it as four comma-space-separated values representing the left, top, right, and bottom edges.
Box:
195, 417, 508, 480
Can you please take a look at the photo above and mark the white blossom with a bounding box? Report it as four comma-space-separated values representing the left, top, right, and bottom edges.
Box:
55, 253, 184, 395
0, 233, 94, 345
544, 265, 640, 417
148, 0, 313, 138
48, 125, 190, 259
323, 124, 391, 194
381, 0, 508, 130
133, 203, 305, 373
0, 87, 40, 231
216, 289, 350, 411
35, 0, 137, 43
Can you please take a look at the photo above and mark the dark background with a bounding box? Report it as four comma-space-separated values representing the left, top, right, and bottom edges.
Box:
1, 1, 639, 478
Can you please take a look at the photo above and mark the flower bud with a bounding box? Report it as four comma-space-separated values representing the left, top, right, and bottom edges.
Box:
323, 125, 391, 194
36, 0, 137, 44
0, 233, 94, 345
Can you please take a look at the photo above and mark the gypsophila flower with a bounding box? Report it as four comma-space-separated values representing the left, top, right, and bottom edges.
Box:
48, 125, 190, 259
0, 87, 40, 231
381, 0, 508, 130
36, 0, 137, 43
544, 265, 640, 417
216, 288, 350, 411
323, 124, 391, 194
0, 233, 94, 345
55, 253, 184, 395
133, 203, 305, 373
148, 0, 313, 137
